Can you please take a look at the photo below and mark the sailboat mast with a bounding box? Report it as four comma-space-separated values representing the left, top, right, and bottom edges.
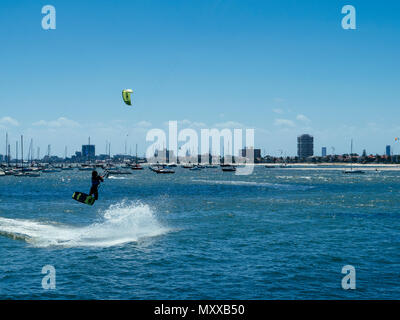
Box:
16, 141, 18, 168
48, 144, 51, 166
350, 139, 353, 171
8, 144, 10, 167
21, 135, 23, 170
30, 139, 33, 166
5, 132, 8, 166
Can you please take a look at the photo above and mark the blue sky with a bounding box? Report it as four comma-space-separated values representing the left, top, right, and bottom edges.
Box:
1, 0, 399, 157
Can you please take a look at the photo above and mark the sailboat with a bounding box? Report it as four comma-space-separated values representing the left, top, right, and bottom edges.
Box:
13, 136, 39, 177
222, 165, 236, 172
343, 139, 365, 174
220, 141, 236, 171
13, 137, 23, 176
1, 133, 10, 175
149, 164, 175, 174
189, 165, 202, 171
131, 144, 143, 170
42, 145, 61, 173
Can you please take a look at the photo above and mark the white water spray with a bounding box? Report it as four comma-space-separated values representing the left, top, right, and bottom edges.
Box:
0, 201, 168, 248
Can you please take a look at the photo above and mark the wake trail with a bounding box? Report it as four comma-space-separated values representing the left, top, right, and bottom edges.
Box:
192, 179, 313, 190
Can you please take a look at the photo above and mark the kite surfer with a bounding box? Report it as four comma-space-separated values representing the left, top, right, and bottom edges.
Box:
89, 170, 104, 200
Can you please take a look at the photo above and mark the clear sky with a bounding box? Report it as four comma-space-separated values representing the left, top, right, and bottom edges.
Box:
1, 0, 399, 157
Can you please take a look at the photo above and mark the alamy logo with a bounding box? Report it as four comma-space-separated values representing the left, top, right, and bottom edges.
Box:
341, 5, 356, 30
41, 5, 56, 30
341, 265, 356, 290
41, 265, 56, 290
146, 121, 255, 175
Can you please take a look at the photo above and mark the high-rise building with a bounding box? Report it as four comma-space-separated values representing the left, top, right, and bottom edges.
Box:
297, 134, 314, 159
151, 148, 174, 163
321, 147, 327, 157
386, 145, 391, 157
82, 145, 95, 159
241, 148, 261, 161
362, 149, 367, 157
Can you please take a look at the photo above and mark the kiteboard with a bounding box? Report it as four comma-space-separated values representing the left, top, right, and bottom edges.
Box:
72, 192, 95, 206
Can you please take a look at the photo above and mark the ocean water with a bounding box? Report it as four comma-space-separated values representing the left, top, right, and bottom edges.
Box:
0, 167, 399, 299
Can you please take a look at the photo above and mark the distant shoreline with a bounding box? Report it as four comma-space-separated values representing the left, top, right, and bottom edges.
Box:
260, 163, 400, 167
259, 163, 400, 171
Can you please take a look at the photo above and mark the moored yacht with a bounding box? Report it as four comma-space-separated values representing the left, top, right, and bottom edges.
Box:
106, 169, 132, 175
182, 163, 194, 169
149, 165, 175, 174
343, 139, 365, 174
42, 168, 62, 173
222, 165, 236, 172
130, 163, 143, 170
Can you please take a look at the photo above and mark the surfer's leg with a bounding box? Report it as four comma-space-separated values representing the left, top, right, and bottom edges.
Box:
89, 186, 95, 196
94, 188, 99, 200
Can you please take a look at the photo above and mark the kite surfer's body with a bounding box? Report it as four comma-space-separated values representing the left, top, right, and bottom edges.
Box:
72, 88, 132, 206
89, 171, 104, 200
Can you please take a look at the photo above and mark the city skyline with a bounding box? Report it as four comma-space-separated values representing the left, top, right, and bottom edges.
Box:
0, 132, 397, 161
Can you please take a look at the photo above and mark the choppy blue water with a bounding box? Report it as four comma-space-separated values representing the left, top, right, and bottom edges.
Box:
0, 167, 399, 299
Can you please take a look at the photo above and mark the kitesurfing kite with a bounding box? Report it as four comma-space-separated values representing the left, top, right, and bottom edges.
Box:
122, 89, 133, 106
